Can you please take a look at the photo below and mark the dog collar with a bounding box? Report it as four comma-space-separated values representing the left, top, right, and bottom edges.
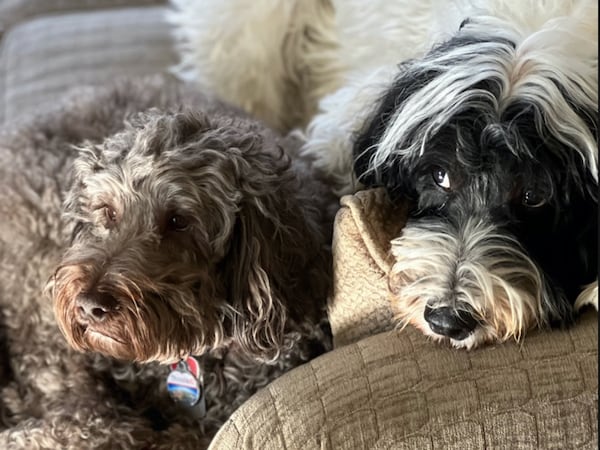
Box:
167, 355, 206, 418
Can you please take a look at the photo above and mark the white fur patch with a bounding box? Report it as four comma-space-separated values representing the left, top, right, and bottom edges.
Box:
389, 217, 549, 348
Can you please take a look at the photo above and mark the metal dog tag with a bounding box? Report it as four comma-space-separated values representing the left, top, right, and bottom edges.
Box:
167, 356, 206, 418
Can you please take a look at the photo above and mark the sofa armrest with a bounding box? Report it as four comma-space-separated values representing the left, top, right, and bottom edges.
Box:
210, 309, 597, 449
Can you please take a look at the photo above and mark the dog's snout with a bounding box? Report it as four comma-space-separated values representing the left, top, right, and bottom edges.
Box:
424, 305, 478, 341
76, 291, 118, 323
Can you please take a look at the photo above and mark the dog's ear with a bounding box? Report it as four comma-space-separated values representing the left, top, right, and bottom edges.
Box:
353, 81, 403, 189
224, 205, 287, 361
539, 205, 596, 325
353, 63, 440, 200
212, 128, 302, 361
556, 167, 598, 304
537, 169, 598, 322
571, 179, 598, 299
353, 107, 417, 202
213, 119, 329, 360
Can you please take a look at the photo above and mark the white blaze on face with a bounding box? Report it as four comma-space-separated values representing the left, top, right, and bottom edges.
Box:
388, 216, 550, 348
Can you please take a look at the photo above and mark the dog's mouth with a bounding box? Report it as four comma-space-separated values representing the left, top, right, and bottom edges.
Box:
83, 327, 126, 346
427, 323, 474, 342
77, 325, 140, 360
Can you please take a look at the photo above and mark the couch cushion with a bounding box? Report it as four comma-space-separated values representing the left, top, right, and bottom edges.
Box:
210, 309, 598, 449
0, 6, 177, 123
0, 0, 165, 33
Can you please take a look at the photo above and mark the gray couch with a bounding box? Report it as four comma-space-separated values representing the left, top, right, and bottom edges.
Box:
0, 0, 175, 124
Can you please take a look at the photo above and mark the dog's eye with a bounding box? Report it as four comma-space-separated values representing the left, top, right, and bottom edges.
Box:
167, 214, 189, 232
103, 205, 118, 227
522, 190, 547, 208
432, 167, 451, 190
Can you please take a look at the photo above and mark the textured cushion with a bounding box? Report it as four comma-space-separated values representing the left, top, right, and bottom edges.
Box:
210, 187, 598, 449
211, 310, 597, 449
0, 6, 177, 123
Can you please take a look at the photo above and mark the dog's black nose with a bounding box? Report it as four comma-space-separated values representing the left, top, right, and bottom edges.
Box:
76, 292, 118, 323
424, 305, 478, 340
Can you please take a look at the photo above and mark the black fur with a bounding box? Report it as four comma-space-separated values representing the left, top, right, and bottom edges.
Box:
354, 33, 597, 330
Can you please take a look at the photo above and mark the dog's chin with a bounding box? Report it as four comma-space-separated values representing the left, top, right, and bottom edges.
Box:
57, 306, 218, 364
59, 319, 159, 363
73, 328, 180, 363
82, 327, 137, 360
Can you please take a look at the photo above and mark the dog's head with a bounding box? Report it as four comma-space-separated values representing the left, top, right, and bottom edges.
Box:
354, 6, 598, 348
49, 108, 325, 363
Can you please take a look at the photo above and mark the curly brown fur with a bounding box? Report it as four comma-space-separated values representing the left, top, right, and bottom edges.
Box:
0, 75, 334, 448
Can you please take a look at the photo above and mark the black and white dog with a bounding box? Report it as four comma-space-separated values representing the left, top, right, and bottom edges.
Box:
169, 0, 598, 348
352, 1, 598, 348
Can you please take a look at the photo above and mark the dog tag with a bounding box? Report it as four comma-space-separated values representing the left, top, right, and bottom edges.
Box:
167, 356, 206, 418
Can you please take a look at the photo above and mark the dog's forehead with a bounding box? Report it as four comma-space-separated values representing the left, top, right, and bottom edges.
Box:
91, 144, 168, 186
417, 130, 519, 174
76, 126, 242, 215
371, 11, 598, 181
96, 122, 214, 176
78, 146, 200, 210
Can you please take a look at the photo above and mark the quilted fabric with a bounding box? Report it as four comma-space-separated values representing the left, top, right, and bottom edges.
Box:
210, 188, 598, 449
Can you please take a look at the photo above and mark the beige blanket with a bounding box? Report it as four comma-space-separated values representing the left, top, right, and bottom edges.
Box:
329, 188, 409, 347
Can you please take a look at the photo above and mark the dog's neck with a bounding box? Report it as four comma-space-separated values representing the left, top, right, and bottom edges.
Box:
211, 311, 331, 365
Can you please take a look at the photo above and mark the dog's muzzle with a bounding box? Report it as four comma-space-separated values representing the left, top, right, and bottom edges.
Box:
424, 303, 479, 341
